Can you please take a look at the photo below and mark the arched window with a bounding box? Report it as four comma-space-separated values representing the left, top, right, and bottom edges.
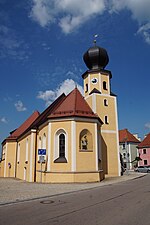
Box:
104, 99, 108, 106
105, 116, 109, 124
54, 129, 68, 163
85, 83, 88, 93
59, 133, 65, 157
79, 129, 93, 150
103, 81, 107, 90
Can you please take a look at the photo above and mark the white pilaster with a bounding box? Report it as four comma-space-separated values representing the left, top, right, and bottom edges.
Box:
92, 94, 97, 113
47, 122, 51, 171
108, 76, 110, 94
98, 73, 102, 92
95, 123, 98, 171
88, 74, 91, 93
71, 121, 76, 172
4, 143, 8, 177
98, 128, 102, 160
29, 130, 36, 182
114, 97, 121, 176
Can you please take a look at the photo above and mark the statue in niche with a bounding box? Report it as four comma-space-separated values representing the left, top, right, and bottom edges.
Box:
82, 135, 88, 150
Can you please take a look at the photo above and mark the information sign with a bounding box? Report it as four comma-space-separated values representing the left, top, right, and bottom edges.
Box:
38, 149, 46, 155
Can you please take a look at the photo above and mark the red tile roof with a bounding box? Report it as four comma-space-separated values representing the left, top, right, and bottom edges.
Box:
2, 88, 102, 145
7, 111, 40, 139
119, 129, 140, 143
48, 88, 102, 123
138, 133, 150, 148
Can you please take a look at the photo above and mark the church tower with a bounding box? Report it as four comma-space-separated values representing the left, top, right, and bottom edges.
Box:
82, 43, 120, 176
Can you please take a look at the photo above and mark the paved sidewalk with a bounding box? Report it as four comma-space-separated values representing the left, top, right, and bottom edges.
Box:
0, 172, 147, 206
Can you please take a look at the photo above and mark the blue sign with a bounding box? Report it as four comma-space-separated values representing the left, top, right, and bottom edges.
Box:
38, 149, 46, 155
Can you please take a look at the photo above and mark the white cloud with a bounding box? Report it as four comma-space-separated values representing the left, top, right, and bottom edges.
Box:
30, 0, 106, 33
108, 0, 126, 13
55, 78, 84, 97
14, 100, 27, 112
59, 15, 83, 34
37, 90, 56, 106
126, 0, 150, 23
1, 117, 8, 124
57, 0, 106, 33
137, 23, 150, 44
109, 0, 150, 22
30, 0, 150, 43
145, 122, 150, 129
30, 0, 54, 27
37, 79, 84, 106
109, 0, 150, 44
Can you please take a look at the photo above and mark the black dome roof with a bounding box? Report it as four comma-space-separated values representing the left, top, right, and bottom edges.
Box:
83, 45, 109, 70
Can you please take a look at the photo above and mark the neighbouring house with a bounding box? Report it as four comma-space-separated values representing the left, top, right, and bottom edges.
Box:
119, 129, 141, 170
0, 43, 121, 183
137, 133, 150, 166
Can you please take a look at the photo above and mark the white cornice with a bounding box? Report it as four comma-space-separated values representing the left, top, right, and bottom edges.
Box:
85, 93, 116, 100
101, 130, 117, 134
48, 117, 101, 125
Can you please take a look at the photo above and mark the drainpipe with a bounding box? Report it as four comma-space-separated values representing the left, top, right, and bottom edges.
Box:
34, 129, 38, 182
15, 141, 18, 178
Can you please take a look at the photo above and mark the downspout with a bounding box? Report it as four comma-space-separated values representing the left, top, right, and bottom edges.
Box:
15, 141, 18, 178
34, 129, 38, 182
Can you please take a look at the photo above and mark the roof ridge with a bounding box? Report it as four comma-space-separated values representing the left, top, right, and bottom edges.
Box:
32, 93, 66, 126
48, 87, 102, 123
74, 87, 77, 113
7, 111, 40, 139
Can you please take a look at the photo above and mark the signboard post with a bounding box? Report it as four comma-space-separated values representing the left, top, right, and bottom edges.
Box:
38, 149, 46, 182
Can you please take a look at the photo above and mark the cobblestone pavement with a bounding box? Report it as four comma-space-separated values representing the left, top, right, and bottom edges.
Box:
0, 172, 147, 206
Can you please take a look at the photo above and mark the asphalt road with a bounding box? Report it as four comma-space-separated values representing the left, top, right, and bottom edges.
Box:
0, 174, 150, 225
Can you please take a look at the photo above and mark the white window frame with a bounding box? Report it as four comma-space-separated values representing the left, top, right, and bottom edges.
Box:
54, 129, 68, 161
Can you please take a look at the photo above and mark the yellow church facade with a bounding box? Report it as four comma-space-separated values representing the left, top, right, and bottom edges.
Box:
0, 44, 121, 183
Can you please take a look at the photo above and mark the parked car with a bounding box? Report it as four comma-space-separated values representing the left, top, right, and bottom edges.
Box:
135, 165, 150, 173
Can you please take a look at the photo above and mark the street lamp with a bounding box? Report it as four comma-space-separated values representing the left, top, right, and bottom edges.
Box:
123, 138, 130, 175
126, 152, 130, 175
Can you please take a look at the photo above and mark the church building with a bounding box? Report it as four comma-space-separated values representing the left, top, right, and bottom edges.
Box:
0, 43, 121, 183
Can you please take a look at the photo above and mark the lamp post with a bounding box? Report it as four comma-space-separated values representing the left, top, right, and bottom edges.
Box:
126, 152, 130, 175
123, 138, 130, 175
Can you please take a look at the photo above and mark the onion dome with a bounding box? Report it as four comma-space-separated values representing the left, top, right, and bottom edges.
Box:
83, 45, 109, 70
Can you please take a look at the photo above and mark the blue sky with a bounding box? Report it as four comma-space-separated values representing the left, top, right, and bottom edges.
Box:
0, 0, 150, 147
